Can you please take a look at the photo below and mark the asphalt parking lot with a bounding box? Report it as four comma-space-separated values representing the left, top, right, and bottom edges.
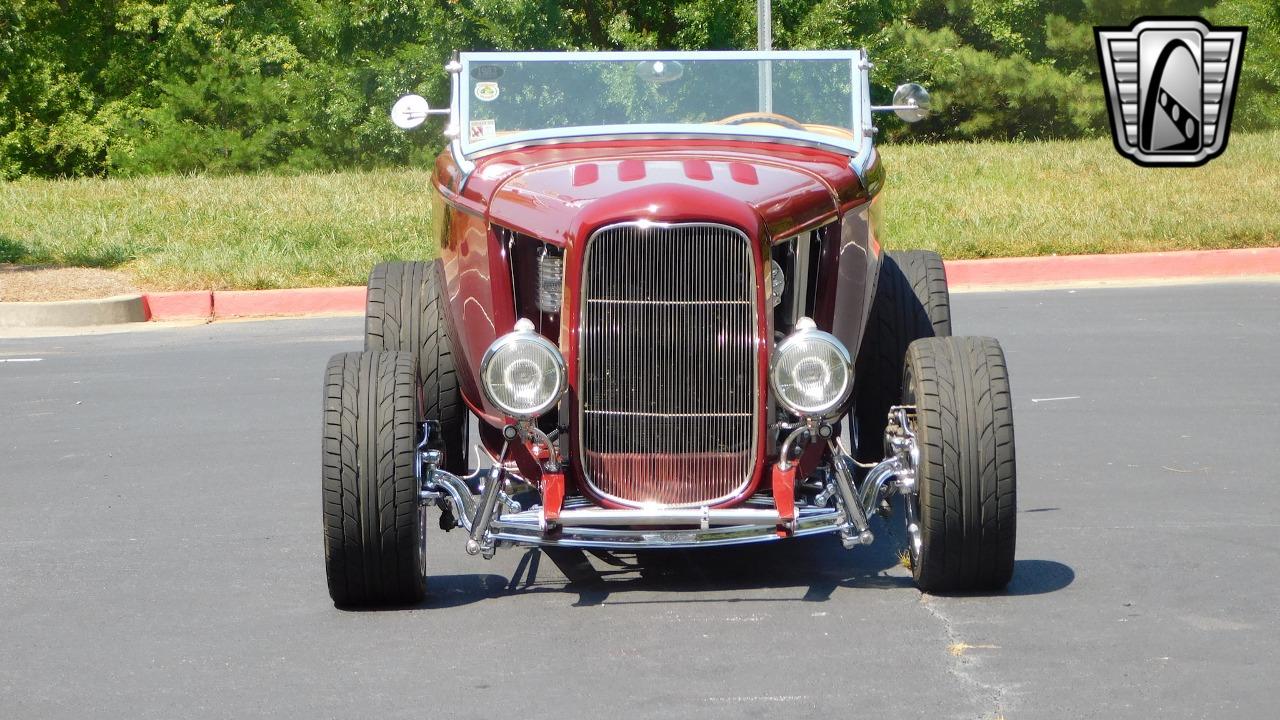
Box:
2, 281, 1278, 719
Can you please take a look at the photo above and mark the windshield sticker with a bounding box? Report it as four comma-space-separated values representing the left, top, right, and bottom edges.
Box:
474, 82, 500, 102
469, 119, 496, 141
471, 64, 504, 81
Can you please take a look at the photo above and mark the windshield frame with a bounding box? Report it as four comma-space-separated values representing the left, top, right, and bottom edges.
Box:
451, 50, 872, 162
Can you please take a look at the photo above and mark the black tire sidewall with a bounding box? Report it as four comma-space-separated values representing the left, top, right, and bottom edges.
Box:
853, 250, 950, 462
365, 260, 468, 474
903, 336, 1016, 593
321, 351, 426, 606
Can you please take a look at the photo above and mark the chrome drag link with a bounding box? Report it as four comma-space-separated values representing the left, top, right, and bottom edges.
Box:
420, 458, 481, 529
417, 421, 484, 532
858, 407, 918, 511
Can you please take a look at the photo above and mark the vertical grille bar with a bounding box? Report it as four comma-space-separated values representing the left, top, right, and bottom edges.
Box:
579, 222, 758, 507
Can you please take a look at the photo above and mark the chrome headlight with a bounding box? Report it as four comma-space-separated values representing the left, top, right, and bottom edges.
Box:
770, 317, 853, 418
480, 319, 567, 419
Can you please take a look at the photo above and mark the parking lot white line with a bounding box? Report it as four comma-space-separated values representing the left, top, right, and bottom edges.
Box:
0, 358, 42, 363
1031, 395, 1079, 403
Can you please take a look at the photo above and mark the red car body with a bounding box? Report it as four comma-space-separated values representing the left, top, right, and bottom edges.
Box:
432, 138, 884, 511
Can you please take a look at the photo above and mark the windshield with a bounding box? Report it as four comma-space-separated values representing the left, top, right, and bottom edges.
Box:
457, 51, 868, 156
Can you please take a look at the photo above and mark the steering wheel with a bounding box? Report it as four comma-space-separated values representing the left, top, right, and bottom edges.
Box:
718, 112, 807, 131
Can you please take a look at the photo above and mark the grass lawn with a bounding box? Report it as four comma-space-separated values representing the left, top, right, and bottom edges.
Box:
0, 171, 435, 291
1, 132, 1277, 291
882, 131, 1280, 258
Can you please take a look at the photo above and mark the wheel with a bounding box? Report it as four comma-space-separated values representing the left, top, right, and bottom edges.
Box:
322, 351, 426, 606
365, 260, 467, 474
903, 336, 1016, 593
853, 250, 950, 463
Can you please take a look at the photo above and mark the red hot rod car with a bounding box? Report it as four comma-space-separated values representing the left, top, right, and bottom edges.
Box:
321, 50, 1016, 606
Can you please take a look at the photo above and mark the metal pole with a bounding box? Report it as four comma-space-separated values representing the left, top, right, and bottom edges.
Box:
757, 0, 772, 51
757, 0, 772, 113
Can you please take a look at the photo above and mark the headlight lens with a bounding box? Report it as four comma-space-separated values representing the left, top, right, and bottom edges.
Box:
771, 318, 853, 417
480, 319, 566, 418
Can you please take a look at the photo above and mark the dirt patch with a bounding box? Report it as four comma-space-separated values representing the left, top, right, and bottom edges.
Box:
0, 264, 139, 302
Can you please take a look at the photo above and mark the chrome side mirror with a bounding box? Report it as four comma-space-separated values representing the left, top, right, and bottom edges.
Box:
871, 83, 932, 123
892, 83, 931, 122
390, 94, 449, 131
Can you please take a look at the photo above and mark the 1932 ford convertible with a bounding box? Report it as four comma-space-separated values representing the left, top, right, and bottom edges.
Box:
321, 50, 1016, 606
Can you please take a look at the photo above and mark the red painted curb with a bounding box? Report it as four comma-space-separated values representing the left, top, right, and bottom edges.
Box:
144, 291, 213, 320
945, 247, 1280, 289
212, 286, 365, 318
137, 248, 1280, 321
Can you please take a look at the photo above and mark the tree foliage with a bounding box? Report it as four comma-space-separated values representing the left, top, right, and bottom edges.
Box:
1, 0, 1275, 178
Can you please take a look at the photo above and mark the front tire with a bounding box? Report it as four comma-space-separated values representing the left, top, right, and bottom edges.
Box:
365, 260, 467, 474
322, 351, 426, 606
853, 250, 950, 463
904, 336, 1016, 593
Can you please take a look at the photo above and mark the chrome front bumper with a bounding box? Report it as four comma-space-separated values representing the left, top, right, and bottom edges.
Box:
422, 464, 854, 550
490, 497, 851, 550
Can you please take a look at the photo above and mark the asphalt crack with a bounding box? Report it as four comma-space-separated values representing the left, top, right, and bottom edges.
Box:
919, 594, 1014, 719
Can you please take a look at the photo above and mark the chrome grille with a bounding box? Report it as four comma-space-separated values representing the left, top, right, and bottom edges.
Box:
579, 222, 758, 507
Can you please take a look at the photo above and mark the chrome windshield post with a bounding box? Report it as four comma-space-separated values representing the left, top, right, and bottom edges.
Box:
444, 56, 476, 182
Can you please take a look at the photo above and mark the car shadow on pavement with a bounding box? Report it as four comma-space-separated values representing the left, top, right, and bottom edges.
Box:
983, 559, 1075, 597
420, 517, 913, 609
916, 559, 1076, 600
414, 535, 1075, 609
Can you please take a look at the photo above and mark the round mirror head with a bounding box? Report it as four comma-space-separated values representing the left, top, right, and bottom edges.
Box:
391, 94, 431, 130
892, 83, 932, 123
635, 59, 684, 83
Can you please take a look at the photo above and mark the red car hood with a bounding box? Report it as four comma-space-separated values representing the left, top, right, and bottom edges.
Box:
467, 141, 867, 244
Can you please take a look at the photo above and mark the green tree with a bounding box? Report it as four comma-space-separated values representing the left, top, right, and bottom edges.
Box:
1210, 0, 1280, 131
1, 0, 1277, 178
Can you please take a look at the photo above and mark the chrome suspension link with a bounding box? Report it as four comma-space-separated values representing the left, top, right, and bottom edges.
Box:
886, 405, 918, 494
886, 405, 923, 560
826, 437, 874, 548
466, 443, 510, 558
418, 421, 484, 529
822, 405, 920, 550
415, 420, 437, 498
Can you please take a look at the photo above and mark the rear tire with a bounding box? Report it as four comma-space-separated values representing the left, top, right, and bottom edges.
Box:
853, 250, 950, 462
904, 336, 1016, 593
365, 260, 467, 474
322, 351, 426, 606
